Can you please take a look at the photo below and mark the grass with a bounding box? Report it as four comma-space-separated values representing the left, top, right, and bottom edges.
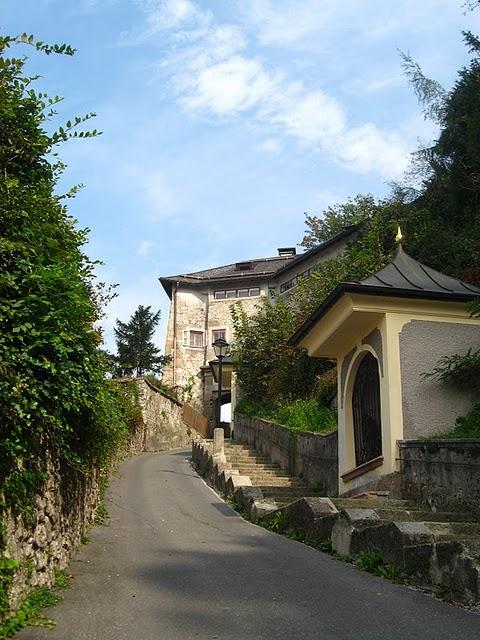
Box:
0, 587, 60, 639
0, 568, 73, 639
236, 397, 337, 435
355, 550, 408, 585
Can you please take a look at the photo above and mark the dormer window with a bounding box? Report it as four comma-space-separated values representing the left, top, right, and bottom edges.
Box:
235, 261, 253, 271
277, 247, 296, 257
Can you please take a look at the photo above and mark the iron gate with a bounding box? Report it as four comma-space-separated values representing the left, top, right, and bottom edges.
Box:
352, 352, 382, 466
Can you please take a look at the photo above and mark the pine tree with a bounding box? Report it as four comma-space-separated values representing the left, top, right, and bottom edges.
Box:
114, 305, 166, 376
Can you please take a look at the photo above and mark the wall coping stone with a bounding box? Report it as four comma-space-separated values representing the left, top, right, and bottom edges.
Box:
399, 439, 480, 447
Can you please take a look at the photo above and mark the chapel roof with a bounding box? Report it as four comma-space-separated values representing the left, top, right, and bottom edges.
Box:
289, 245, 480, 346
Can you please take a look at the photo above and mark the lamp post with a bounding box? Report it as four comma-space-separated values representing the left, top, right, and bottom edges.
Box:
212, 337, 230, 433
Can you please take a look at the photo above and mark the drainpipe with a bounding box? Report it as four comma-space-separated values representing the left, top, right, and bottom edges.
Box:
172, 281, 179, 387
203, 289, 210, 367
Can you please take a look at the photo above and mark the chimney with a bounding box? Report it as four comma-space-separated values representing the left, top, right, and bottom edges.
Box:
277, 247, 296, 257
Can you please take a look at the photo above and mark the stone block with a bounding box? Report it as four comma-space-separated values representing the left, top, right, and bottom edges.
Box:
225, 474, 252, 496
333, 515, 437, 585
285, 497, 339, 543
211, 461, 228, 489
331, 508, 382, 557
250, 500, 279, 522
213, 428, 224, 456
234, 485, 264, 510
432, 540, 480, 602
217, 469, 239, 494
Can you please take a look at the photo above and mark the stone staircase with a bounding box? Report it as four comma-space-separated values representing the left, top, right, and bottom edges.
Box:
194, 438, 480, 604
224, 442, 477, 522
224, 442, 315, 504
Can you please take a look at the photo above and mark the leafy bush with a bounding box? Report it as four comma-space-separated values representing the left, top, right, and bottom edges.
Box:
0, 34, 137, 539
231, 298, 331, 406
424, 348, 480, 392
355, 550, 408, 584
235, 398, 272, 420
432, 404, 480, 439
144, 375, 182, 403
272, 398, 337, 434
236, 397, 337, 434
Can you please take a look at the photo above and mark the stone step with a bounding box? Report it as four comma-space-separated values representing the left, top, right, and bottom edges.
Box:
259, 486, 311, 497
332, 498, 410, 510
226, 464, 284, 473
425, 521, 480, 539
225, 455, 272, 464
227, 464, 281, 471
232, 471, 300, 481
229, 472, 289, 479
248, 478, 305, 486
376, 509, 477, 523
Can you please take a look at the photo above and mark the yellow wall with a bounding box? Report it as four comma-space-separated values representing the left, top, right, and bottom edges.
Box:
299, 294, 480, 494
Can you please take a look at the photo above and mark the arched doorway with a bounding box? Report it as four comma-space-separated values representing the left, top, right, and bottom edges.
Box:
352, 352, 382, 466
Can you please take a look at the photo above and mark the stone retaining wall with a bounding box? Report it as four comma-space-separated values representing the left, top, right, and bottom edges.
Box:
399, 439, 480, 517
3, 455, 100, 618
234, 413, 338, 496
128, 378, 194, 452
3, 378, 195, 622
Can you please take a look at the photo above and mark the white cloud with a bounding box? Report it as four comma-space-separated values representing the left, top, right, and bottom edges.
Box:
336, 124, 410, 176
137, 240, 156, 256
257, 138, 282, 153
120, 0, 212, 45
177, 55, 278, 115
126, 0, 433, 178
261, 86, 346, 147
239, 0, 464, 50
238, 0, 336, 49
122, 166, 178, 220
343, 71, 405, 96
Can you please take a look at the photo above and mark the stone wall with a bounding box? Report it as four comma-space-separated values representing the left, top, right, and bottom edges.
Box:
234, 413, 338, 495
2, 378, 194, 621
398, 439, 480, 517
129, 378, 193, 452
3, 455, 100, 618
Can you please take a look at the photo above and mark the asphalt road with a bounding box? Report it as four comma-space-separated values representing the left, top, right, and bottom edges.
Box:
17, 450, 480, 640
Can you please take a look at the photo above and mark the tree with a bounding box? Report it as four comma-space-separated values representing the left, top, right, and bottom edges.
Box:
231, 298, 329, 406
301, 194, 379, 248
233, 19, 480, 412
397, 29, 480, 283
0, 33, 130, 506
114, 305, 168, 376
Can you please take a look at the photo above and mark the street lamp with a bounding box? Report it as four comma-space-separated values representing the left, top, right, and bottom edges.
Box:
212, 337, 230, 432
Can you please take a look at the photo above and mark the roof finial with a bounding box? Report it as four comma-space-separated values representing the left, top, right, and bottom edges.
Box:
395, 225, 404, 245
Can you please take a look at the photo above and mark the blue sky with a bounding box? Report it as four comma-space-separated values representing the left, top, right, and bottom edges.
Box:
3, 0, 475, 351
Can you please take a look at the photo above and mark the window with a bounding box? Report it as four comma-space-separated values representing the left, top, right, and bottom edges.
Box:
214, 287, 262, 300
279, 269, 312, 294
280, 277, 297, 293
183, 330, 204, 348
212, 329, 226, 342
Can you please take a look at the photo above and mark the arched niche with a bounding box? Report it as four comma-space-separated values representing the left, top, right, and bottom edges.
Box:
344, 348, 383, 471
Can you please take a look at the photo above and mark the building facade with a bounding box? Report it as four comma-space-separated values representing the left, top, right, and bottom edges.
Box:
159, 226, 359, 412
290, 244, 480, 493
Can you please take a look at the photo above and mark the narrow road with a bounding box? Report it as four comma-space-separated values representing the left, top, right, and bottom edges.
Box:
18, 450, 479, 640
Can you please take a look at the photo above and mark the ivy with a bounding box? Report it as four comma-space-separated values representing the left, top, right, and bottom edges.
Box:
0, 33, 138, 621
